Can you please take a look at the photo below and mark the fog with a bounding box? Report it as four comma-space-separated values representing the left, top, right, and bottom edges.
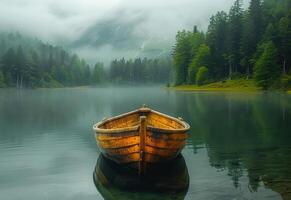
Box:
0, 0, 250, 64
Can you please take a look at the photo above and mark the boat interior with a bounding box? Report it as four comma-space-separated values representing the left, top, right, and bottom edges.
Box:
97, 109, 186, 131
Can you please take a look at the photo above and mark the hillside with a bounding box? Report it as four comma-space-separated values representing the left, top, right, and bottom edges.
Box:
0, 32, 91, 88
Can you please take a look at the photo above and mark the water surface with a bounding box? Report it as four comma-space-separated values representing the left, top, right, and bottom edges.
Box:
0, 87, 290, 199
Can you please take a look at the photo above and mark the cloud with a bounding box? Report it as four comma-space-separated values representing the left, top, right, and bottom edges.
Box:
0, 0, 120, 43
72, 9, 147, 49
0, 0, 250, 64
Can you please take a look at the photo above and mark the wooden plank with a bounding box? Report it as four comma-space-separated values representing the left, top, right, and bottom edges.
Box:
105, 113, 139, 129
147, 131, 188, 140
148, 113, 184, 129
96, 131, 139, 141
145, 135, 186, 149
97, 136, 139, 149
101, 145, 140, 156
139, 116, 147, 174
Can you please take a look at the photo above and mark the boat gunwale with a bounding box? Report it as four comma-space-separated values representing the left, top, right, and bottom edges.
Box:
93, 108, 190, 134
149, 109, 190, 133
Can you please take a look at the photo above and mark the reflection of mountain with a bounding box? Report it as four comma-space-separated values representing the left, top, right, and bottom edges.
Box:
174, 92, 291, 198
93, 154, 189, 200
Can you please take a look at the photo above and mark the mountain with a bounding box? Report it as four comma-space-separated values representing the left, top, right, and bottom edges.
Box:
70, 11, 173, 64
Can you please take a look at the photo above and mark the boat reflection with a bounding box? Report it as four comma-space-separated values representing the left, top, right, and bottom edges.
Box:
93, 154, 189, 200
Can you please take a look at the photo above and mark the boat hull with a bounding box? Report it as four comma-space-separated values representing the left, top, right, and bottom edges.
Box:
93, 107, 190, 173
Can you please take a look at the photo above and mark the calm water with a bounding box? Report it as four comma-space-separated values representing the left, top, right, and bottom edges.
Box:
0, 87, 290, 200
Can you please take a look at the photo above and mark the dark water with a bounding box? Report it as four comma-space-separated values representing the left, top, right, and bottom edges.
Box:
0, 87, 290, 200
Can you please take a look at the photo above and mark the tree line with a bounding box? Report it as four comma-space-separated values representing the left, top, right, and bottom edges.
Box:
0, 33, 92, 88
107, 57, 172, 84
172, 0, 291, 89
0, 33, 172, 88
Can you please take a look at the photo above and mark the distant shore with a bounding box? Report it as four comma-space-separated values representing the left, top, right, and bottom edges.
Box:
169, 79, 290, 92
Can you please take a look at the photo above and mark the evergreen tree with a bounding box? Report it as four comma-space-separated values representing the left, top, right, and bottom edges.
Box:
173, 30, 193, 85
196, 66, 209, 85
107, 57, 171, 84
188, 44, 210, 83
1, 48, 16, 86
206, 11, 229, 79
254, 41, 281, 89
278, 13, 291, 74
240, 0, 263, 76
25, 50, 41, 87
91, 62, 105, 84
227, 0, 243, 75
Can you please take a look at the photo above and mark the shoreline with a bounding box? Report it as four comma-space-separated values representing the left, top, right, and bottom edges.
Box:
168, 79, 291, 93
169, 79, 259, 92
169, 85, 260, 92
170, 85, 291, 93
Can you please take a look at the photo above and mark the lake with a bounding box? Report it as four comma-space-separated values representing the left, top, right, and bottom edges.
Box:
0, 87, 290, 200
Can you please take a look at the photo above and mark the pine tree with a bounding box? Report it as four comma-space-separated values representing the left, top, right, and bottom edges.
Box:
173, 30, 193, 85
91, 62, 105, 84
1, 48, 16, 86
254, 41, 281, 89
240, 0, 263, 76
206, 11, 229, 79
227, 0, 243, 75
278, 13, 291, 74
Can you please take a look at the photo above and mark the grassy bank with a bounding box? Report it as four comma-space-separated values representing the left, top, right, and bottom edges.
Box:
171, 79, 260, 92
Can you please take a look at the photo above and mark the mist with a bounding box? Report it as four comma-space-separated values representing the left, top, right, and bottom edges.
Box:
0, 0, 250, 64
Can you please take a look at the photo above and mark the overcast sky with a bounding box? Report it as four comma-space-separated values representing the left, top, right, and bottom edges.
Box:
0, 0, 250, 64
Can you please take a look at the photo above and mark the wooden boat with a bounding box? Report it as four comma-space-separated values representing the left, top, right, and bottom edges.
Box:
93, 106, 190, 174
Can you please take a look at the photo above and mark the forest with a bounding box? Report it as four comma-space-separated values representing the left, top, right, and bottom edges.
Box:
0, 33, 92, 88
107, 57, 172, 84
0, 33, 171, 88
172, 0, 291, 89
1, 0, 290, 89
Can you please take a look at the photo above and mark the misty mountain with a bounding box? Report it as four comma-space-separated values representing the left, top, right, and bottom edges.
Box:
71, 11, 145, 50
69, 10, 173, 64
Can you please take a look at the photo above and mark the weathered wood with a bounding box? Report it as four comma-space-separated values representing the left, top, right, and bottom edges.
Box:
93, 106, 190, 171
97, 136, 139, 149
100, 144, 140, 156
96, 131, 138, 141
145, 135, 186, 149
147, 131, 188, 140
148, 112, 185, 129
139, 116, 147, 174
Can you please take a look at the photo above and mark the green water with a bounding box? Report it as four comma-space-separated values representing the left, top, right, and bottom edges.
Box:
0, 87, 290, 200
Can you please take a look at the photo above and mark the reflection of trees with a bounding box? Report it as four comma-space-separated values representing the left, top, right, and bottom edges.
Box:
174, 91, 291, 196
0, 88, 107, 144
